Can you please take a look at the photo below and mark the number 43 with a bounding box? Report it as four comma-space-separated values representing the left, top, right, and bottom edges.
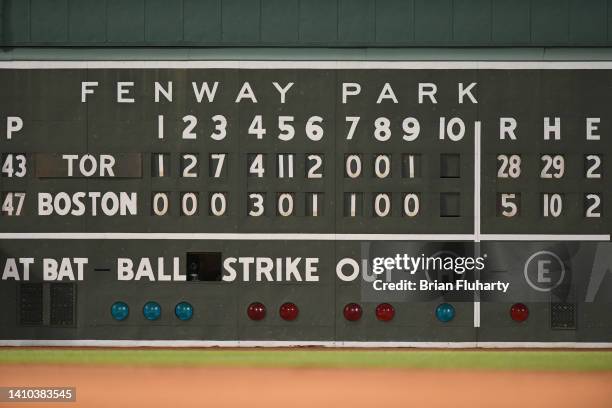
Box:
1, 154, 27, 177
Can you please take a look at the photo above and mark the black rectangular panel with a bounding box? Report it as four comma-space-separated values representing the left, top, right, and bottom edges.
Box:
50, 283, 75, 326
19, 283, 43, 325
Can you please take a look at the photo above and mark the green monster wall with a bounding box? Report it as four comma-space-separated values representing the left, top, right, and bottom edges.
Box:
2, 0, 612, 48
1, 0, 611, 347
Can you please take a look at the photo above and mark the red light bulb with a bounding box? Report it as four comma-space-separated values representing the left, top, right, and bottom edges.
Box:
343, 303, 363, 321
510, 303, 529, 322
247, 302, 266, 321
375, 303, 395, 322
279, 302, 299, 321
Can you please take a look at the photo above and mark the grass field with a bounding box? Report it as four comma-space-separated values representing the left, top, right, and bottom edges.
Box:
1, 348, 612, 371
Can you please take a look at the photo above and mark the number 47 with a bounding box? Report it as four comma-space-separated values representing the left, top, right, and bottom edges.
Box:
2, 192, 25, 216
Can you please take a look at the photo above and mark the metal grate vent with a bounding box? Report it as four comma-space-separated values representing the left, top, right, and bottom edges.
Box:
50, 283, 75, 326
19, 283, 43, 325
551, 302, 576, 330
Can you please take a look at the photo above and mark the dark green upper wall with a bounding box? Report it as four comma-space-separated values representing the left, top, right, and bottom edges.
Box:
1, 0, 612, 47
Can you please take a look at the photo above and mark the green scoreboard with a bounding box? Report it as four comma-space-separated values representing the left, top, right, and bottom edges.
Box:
0, 61, 611, 346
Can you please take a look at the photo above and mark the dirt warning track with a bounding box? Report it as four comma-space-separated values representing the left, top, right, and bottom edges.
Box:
1, 365, 611, 408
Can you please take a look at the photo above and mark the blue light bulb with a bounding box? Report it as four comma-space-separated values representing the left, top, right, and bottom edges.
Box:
435, 303, 455, 323
175, 302, 193, 321
143, 301, 161, 321
111, 301, 129, 321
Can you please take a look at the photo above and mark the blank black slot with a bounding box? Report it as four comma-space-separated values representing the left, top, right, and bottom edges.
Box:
186, 252, 222, 281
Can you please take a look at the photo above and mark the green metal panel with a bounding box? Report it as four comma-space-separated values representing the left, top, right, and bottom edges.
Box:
414, 0, 452, 43
374, 0, 414, 43
30, 0, 68, 43
491, 0, 530, 44
453, 0, 491, 43
531, 0, 569, 44
222, 0, 260, 43
106, 0, 145, 43
609, 0, 612, 41
299, 0, 337, 43
569, 0, 606, 43
2, 0, 612, 49
183, 0, 221, 43
3, 0, 31, 44
261, 0, 298, 43
145, 0, 183, 43
68, 0, 106, 43
338, 0, 375, 44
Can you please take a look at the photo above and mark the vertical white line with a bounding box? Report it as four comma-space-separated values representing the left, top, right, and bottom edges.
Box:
474, 276, 481, 328
158, 115, 164, 139
158, 154, 164, 177
474, 121, 482, 328
474, 121, 481, 242
409, 155, 415, 178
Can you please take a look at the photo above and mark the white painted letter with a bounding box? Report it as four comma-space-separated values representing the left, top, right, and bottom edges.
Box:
192, 82, 219, 103
376, 83, 398, 104
459, 82, 478, 104
6, 117, 23, 139
273, 82, 294, 103
544, 117, 560, 140
500, 117, 517, 140
155, 81, 173, 102
342, 83, 361, 104
81, 81, 98, 102
418, 83, 437, 104
586, 117, 600, 140
117, 82, 135, 103
235, 82, 257, 103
